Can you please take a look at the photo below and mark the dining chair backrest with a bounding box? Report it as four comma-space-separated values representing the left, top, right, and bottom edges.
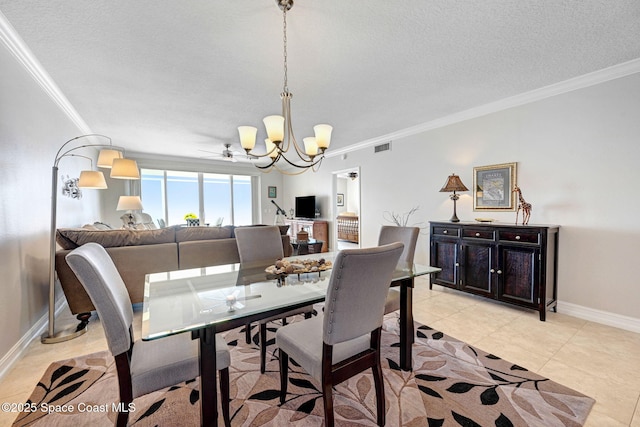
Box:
235, 225, 284, 264
378, 225, 419, 265
66, 242, 134, 356
323, 242, 404, 345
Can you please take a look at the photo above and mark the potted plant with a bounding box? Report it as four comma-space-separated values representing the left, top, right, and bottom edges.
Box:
184, 213, 199, 227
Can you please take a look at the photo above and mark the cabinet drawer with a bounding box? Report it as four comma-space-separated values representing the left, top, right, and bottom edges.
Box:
499, 230, 540, 244
462, 229, 495, 240
433, 226, 460, 237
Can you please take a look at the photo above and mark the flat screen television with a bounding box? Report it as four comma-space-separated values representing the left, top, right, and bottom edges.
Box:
295, 196, 316, 219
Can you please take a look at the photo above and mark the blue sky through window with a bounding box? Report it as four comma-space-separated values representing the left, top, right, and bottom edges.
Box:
141, 169, 253, 226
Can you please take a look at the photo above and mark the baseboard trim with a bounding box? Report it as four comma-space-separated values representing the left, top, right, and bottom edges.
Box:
0, 299, 68, 381
557, 301, 640, 334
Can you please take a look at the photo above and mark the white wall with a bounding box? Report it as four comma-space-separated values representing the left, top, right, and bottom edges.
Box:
284, 72, 640, 322
0, 44, 102, 362
336, 175, 360, 215
336, 177, 348, 215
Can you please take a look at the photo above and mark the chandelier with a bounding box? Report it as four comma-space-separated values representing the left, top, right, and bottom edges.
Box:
237, 0, 333, 174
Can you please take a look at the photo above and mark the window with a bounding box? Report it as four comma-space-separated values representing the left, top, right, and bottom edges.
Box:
167, 171, 199, 225
140, 169, 165, 224
141, 169, 254, 226
233, 175, 252, 225
203, 173, 231, 226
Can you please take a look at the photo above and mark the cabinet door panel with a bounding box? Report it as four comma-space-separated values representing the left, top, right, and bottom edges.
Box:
431, 239, 458, 288
460, 243, 494, 297
498, 246, 539, 307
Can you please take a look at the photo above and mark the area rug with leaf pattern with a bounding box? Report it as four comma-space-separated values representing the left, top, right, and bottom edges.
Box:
13, 314, 594, 426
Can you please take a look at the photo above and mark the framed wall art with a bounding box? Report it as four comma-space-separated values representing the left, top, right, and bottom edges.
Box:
473, 162, 517, 211
268, 186, 277, 198
336, 193, 344, 206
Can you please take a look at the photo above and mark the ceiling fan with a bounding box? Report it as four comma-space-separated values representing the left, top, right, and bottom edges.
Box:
199, 143, 240, 162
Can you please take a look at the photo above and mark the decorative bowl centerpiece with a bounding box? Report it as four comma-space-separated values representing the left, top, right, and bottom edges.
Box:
265, 258, 332, 284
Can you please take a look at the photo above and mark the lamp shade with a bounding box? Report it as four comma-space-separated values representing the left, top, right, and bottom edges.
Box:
238, 126, 257, 151
440, 174, 469, 192
263, 115, 285, 142
78, 170, 108, 189
116, 195, 143, 211
264, 139, 278, 159
110, 158, 140, 179
313, 124, 333, 149
96, 149, 123, 168
303, 137, 318, 156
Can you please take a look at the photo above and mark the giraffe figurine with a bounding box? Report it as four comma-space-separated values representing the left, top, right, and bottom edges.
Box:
513, 186, 532, 225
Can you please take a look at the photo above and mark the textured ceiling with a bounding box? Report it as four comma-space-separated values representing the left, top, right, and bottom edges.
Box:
2, 1, 640, 164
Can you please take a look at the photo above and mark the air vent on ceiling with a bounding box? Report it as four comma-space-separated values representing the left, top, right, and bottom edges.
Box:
374, 142, 391, 153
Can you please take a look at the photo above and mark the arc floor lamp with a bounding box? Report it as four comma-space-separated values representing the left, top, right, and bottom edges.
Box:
42, 134, 140, 344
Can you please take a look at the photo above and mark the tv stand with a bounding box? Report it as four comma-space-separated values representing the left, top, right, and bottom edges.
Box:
285, 219, 329, 252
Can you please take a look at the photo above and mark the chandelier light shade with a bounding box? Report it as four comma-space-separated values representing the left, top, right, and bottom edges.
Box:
265, 139, 278, 159
440, 173, 469, 223
78, 170, 108, 189
237, 0, 333, 174
314, 124, 333, 150
110, 158, 140, 179
238, 126, 258, 151
303, 137, 318, 156
96, 149, 123, 168
263, 115, 285, 143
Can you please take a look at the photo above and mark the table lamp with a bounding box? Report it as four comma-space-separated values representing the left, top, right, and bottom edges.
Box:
440, 173, 468, 222
117, 196, 143, 227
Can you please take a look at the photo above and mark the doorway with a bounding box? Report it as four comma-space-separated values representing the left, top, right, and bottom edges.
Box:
332, 167, 361, 250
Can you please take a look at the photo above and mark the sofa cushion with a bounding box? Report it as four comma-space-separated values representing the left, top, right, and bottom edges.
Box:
56, 243, 179, 313
230, 224, 289, 237
175, 226, 233, 242
178, 239, 240, 269
56, 227, 176, 249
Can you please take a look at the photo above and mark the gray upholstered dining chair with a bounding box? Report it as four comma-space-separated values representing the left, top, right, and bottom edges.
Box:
66, 242, 231, 427
378, 225, 420, 314
276, 242, 404, 427
235, 225, 314, 373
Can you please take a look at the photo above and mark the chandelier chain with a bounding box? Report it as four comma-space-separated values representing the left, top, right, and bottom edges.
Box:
237, 0, 331, 173
282, 7, 288, 93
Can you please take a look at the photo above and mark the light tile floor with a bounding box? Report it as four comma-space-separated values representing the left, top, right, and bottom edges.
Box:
1, 278, 639, 426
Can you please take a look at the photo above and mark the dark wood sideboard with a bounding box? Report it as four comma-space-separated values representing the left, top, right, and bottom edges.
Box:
429, 221, 559, 321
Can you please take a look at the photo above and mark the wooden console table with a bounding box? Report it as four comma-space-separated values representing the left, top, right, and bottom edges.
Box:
429, 221, 559, 321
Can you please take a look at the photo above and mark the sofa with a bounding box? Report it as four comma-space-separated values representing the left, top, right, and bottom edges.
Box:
55, 225, 292, 315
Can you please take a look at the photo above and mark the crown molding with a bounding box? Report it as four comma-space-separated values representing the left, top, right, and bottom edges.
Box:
327, 58, 640, 158
0, 10, 91, 134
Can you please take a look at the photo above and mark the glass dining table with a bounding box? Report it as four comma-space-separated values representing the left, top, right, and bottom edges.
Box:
142, 251, 440, 426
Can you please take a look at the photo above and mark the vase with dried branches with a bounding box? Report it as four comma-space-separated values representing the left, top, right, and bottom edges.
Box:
383, 206, 425, 228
